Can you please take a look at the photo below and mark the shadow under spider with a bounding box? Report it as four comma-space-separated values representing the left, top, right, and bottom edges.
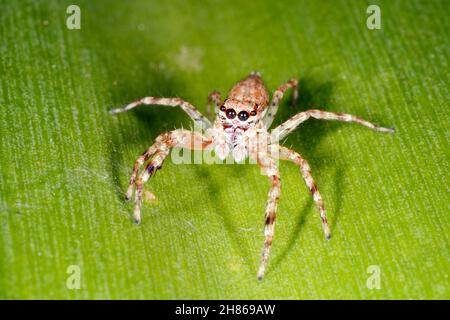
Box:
193, 165, 256, 274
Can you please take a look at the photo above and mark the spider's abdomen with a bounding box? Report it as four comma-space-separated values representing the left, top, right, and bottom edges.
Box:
227, 73, 269, 111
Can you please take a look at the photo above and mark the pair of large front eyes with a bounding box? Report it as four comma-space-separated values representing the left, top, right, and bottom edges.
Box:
220, 105, 256, 121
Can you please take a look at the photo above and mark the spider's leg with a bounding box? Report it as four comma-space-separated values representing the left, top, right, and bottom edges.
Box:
133, 129, 212, 224
125, 144, 159, 201
271, 109, 394, 142
206, 91, 221, 121
255, 152, 281, 280
133, 151, 168, 224
110, 97, 212, 130
270, 144, 331, 239
263, 79, 298, 129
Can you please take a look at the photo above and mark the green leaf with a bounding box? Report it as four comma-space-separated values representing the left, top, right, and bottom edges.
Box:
0, 0, 448, 299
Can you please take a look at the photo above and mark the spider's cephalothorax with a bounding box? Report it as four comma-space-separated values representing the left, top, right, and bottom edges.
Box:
110, 72, 394, 280
217, 72, 268, 129
209, 72, 270, 162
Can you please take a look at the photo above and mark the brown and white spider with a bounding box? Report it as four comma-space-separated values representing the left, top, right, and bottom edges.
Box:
110, 72, 394, 280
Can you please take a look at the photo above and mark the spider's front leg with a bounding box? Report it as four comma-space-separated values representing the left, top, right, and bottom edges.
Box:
125, 143, 159, 201
129, 129, 212, 224
270, 144, 331, 239
255, 152, 282, 280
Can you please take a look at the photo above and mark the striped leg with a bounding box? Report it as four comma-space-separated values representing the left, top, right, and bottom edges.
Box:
255, 152, 281, 280
133, 151, 168, 224
110, 96, 212, 130
125, 144, 158, 201
270, 144, 330, 239
272, 109, 394, 142
264, 79, 298, 128
132, 129, 212, 224
206, 91, 221, 120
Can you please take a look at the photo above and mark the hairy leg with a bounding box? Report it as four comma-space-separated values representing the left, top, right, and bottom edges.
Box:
255, 152, 282, 280
270, 144, 330, 239
264, 79, 298, 128
110, 97, 211, 130
271, 109, 394, 142
131, 129, 212, 224
125, 144, 159, 201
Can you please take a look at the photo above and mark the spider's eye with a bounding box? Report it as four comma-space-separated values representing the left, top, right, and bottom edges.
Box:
238, 111, 249, 121
250, 110, 257, 116
219, 105, 226, 112
226, 108, 236, 119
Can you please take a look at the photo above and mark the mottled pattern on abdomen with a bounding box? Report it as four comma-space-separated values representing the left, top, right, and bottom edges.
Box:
227, 73, 269, 110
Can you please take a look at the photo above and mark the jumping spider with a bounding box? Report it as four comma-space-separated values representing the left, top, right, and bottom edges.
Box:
110, 72, 394, 280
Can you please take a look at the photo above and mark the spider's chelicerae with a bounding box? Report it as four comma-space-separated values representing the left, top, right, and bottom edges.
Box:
110, 72, 394, 280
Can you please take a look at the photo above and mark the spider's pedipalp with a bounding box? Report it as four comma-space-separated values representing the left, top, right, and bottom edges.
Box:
110, 96, 211, 130
271, 109, 394, 142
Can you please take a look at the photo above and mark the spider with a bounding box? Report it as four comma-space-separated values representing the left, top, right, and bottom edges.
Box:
110, 72, 394, 280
